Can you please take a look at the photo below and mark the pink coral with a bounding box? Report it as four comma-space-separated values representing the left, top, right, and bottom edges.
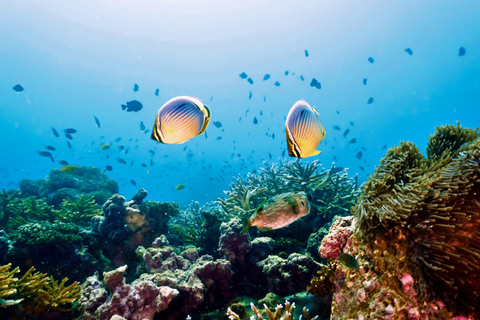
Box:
319, 216, 356, 259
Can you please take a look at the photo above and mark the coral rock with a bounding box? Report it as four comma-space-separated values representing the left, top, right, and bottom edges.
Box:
319, 216, 356, 259
218, 217, 251, 266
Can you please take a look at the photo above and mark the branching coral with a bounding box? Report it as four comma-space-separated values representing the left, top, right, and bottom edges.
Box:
57, 193, 102, 226
227, 300, 318, 320
6, 194, 101, 232
0, 263, 21, 306
0, 264, 80, 312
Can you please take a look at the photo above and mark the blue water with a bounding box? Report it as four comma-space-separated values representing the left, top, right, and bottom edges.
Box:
1, 0, 479, 207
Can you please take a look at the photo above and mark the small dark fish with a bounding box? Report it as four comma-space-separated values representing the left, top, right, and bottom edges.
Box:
282, 149, 286, 157
205, 131, 208, 139
38, 151, 53, 157
239, 117, 242, 122
356, 151, 363, 159
264, 96, 266, 102
130, 179, 136, 186
260, 110, 263, 116
139, 121, 146, 131
333, 125, 341, 131
45, 146, 56, 151
253, 117, 258, 125
144, 129, 150, 134
175, 184, 185, 191
213, 121, 222, 128
343, 129, 350, 137
337, 253, 358, 269
133, 83, 139, 92
305, 50, 309, 57
350, 138, 357, 144
285, 70, 289, 76
367, 97, 374, 104
350, 121, 354, 126
115, 137, 122, 142
94, 116, 101, 128
105, 165, 113, 171
121, 100, 143, 112
155, 88, 159, 96
141, 163, 147, 167
12, 84, 24, 92
274, 81, 280, 87
64, 128, 77, 134
368, 57, 374, 63
263, 74, 271, 81
239, 72, 248, 79
336, 110, 340, 114
269, 153, 272, 159
248, 91, 252, 99
247, 78, 254, 84
65, 133, 73, 140
245, 109, 249, 116
358, 166, 365, 171
118, 145, 125, 150
382, 144, 387, 150
149, 150, 155, 156
363, 78, 367, 85
59, 160, 69, 166
51, 127, 59, 137
210, 96, 213, 101
405, 48, 413, 55
117, 158, 127, 164
458, 47, 466, 57
216, 136, 222, 140
67, 141, 72, 149
331, 167, 343, 174
300, 75, 304, 81
310, 78, 321, 89
272, 133, 275, 139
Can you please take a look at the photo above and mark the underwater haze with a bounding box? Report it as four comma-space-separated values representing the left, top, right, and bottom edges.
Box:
1, 0, 479, 207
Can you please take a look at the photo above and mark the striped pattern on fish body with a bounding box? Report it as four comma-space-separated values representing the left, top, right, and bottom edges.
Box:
243, 192, 311, 232
285, 100, 325, 158
151, 96, 211, 144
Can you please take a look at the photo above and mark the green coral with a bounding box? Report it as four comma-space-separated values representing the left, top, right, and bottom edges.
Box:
9, 221, 82, 246
5, 194, 101, 232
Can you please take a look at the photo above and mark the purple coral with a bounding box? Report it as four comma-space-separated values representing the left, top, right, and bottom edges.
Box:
77, 265, 179, 320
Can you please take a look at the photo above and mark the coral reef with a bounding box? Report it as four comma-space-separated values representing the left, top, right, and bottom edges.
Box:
18, 165, 118, 207
77, 265, 179, 320
218, 217, 251, 267
93, 189, 180, 268
312, 122, 480, 319
141, 245, 235, 315
257, 253, 322, 297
